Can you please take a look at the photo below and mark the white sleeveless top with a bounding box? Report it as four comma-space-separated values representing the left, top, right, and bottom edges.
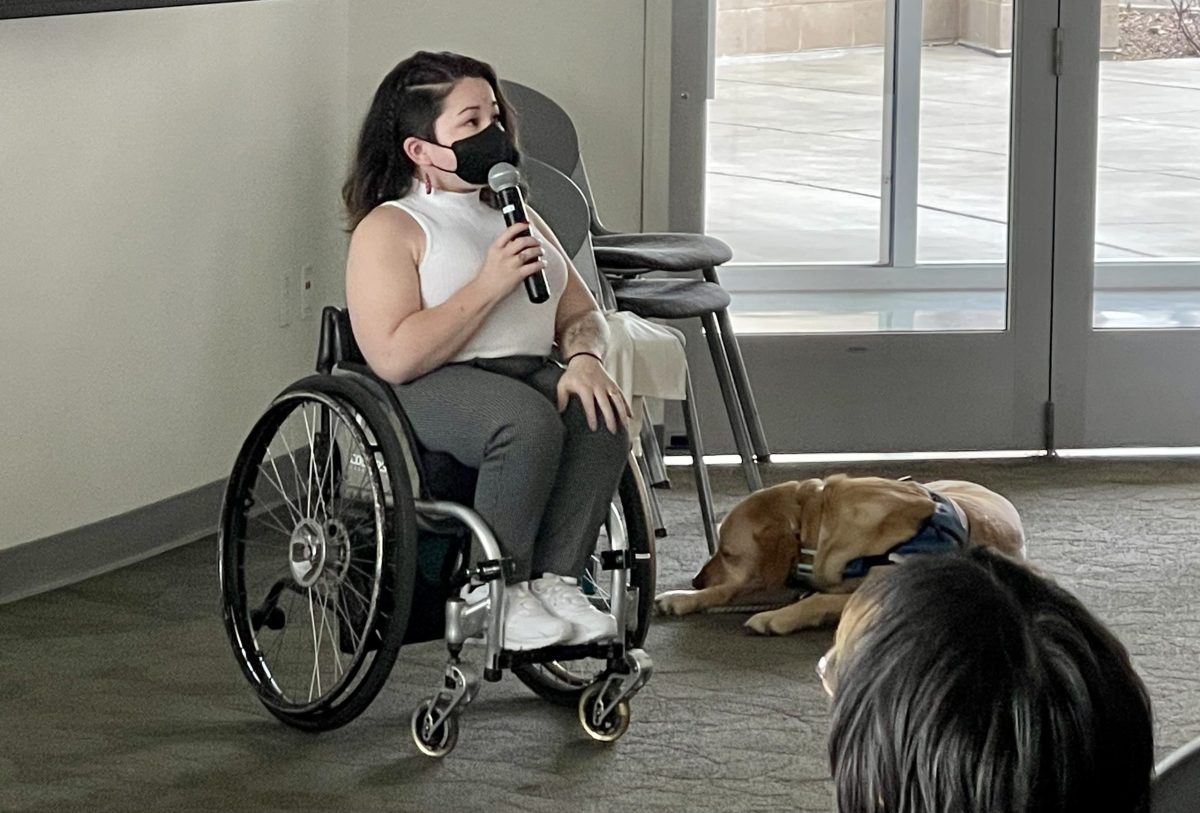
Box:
382, 187, 567, 363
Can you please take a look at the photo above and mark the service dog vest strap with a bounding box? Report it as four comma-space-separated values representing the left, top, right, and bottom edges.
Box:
840, 488, 968, 578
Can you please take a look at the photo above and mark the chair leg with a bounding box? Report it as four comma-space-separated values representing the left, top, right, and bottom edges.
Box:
681, 372, 718, 556
704, 266, 771, 463
635, 450, 668, 538
714, 306, 771, 463
700, 312, 763, 492
639, 402, 671, 489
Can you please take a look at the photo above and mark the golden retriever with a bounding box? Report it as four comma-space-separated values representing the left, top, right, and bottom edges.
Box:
655, 475, 1026, 635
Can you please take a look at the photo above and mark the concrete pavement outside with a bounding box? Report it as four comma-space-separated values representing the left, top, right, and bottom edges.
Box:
707, 45, 1200, 331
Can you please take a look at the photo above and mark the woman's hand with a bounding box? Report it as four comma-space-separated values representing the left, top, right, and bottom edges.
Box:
557, 354, 632, 434
477, 222, 545, 301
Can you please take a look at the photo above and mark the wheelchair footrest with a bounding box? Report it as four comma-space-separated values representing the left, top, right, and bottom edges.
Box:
599, 549, 636, 570
500, 641, 626, 668
471, 557, 514, 583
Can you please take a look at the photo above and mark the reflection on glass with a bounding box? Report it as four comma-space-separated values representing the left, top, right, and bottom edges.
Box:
1093, 3, 1200, 329
708, 0, 1014, 333
707, 4, 885, 265
915, 45, 1012, 263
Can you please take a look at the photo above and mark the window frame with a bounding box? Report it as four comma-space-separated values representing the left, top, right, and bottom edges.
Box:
2, 0, 253, 20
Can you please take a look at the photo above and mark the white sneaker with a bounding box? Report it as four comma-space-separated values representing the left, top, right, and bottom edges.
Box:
501, 583, 573, 651
530, 574, 618, 645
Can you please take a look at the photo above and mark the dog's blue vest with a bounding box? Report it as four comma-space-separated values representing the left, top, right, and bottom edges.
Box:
839, 489, 968, 578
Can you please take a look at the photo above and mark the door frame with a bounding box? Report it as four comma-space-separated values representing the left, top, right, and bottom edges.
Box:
1050, 0, 1200, 449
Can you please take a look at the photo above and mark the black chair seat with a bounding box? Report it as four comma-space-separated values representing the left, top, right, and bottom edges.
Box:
419, 450, 478, 506
608, 277, 732, 320
592, 232, 733, 272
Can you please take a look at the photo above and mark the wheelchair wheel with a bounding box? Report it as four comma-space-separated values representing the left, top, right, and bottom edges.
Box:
410, 699, 460, 758
578, 681, 631, 743
219, 374, 417, 731
512, 461, 655, 707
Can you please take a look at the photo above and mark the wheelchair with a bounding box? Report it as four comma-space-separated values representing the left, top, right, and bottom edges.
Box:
218, 306, 656, 757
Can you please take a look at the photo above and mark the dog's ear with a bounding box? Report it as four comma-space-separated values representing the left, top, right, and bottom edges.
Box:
793, 478, 826, 548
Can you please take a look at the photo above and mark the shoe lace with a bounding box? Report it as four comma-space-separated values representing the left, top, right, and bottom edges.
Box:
542, 583, 592, 611
510, 588, 547, 613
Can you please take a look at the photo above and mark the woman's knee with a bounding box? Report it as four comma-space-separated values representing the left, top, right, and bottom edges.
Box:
562, 397, 629, 443
487, 397, 565, 463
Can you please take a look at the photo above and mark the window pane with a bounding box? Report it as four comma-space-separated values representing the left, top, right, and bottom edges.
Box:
711, 0, 1013, 334
1092, 3, 1200, 329
915, 44, 1012, 263
707, 6, 885, 264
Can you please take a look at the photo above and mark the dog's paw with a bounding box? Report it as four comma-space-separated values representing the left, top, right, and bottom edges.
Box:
654, 590, 701, 617
744, 610, 794, 636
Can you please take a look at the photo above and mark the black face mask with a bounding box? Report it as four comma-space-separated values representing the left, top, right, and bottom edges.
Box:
432, 122, 520, 185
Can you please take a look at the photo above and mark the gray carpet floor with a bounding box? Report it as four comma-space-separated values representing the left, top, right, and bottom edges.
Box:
2, 458, 1199, 812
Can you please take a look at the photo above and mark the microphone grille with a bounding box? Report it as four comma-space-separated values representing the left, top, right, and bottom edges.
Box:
487, 162, 521, 192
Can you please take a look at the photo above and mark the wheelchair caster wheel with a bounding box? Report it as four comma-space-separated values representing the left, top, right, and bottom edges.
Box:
411, 700, 459, 758
578, 682, 631, 743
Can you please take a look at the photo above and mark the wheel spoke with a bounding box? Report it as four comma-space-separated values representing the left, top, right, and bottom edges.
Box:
315, 419, 340, 521
277, 425, 308, 523
259, 454, 303, 525
338, 576, 372, 609
307, 588, 323, 702
265, 593, 292, 662
301, 405, 317, 519
248, 510, 293, 539
317, 587, 344, 681
336, 587, 363, 654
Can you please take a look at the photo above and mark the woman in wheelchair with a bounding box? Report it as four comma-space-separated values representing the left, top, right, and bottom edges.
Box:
341, 50, 631, 652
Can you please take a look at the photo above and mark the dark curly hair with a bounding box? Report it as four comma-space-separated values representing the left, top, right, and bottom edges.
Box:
341, 50, 520, 230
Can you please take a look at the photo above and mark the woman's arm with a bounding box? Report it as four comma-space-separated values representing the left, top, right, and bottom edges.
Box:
526, 208, 610, 360
530, 209, 630, 433
346, 207, 540, 384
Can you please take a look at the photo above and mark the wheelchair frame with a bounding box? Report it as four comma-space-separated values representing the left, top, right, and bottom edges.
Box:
218, 307, 655, 757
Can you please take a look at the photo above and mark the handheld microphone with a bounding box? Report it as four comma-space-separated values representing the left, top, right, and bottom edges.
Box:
487, 162, 549, 304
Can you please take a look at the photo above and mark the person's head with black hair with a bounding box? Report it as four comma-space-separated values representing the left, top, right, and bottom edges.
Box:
822, 547, 1154, 813
342, 50, 521, 229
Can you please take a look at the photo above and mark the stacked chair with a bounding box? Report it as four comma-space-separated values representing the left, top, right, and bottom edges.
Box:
502, 81, 771, 532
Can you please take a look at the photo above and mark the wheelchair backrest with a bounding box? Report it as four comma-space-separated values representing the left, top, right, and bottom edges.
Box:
316, 306, 365, 374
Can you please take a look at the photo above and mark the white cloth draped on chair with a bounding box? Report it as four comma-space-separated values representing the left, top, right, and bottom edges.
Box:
602, 311, 686, 453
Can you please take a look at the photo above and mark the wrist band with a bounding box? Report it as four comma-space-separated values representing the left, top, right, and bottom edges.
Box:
566, 351, 603, 365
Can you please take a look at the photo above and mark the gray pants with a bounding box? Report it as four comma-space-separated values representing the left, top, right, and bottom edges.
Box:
394, 356, 629, 582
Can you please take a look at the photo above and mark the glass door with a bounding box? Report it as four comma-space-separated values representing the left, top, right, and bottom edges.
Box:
669, 0, 1060, 453
1051, 0, 1200, 448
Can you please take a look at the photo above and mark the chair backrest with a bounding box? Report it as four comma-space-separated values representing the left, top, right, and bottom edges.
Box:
522, 157, 619, 311
1152, 734, 1200, 813
500, 80, 611, 235
316, 305, 364, 373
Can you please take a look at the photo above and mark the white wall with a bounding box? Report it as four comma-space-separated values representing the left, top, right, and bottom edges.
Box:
347, 0, 648, 232
0, 0, 350, 547
0, 0, 652, 552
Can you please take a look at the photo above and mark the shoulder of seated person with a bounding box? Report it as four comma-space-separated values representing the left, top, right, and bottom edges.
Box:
354, 204, 424, 246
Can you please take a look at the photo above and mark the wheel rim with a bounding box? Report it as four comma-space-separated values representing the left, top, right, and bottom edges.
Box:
411, 702, 457, 757
222, 390, 388, 713
579, 684, 630, 742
